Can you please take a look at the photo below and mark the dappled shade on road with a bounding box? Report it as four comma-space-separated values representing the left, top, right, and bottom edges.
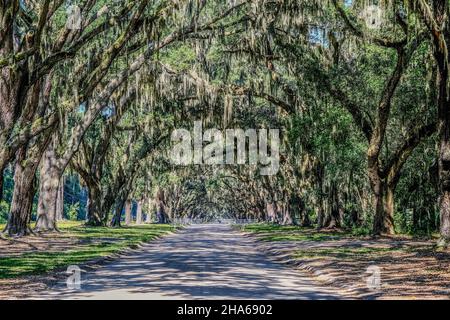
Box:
36, 224, 341, 300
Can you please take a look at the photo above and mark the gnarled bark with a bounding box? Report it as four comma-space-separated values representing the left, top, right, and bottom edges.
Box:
86, 184, 104, 226
3, 148, 35, 236
35, 140, 61, 232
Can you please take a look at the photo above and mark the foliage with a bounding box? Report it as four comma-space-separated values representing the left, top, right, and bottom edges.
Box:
0, 201, 9, 224
66, 203, 80, 221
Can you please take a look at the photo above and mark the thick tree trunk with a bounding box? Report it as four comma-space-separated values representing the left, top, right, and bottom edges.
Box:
432, 16, 450, 246
156, 202, 167, 224
55, 176, 64, 221
316, 163, 325, 228
370, 164, 395, 235
384, 185, 395, 229
324, 182, 342, 229
136, 200, 143, 225
439, 189, 450, 244
438, 132, 450, 245
110, 199, 125, 227
35, 141, 62, 232
0, 166, 4, 202
86, 185, 104, 226
296, 196, 311, 227
125, 199, 132, 225
155, 189, 169, 224
0, 45, 22, 141
3, 148, 36, 236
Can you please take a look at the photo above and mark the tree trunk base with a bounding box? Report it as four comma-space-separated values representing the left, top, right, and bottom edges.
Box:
2, 224, 35, 237
436, 237, 449, 250
34, 217, 60, 233
85, 220, 105, 227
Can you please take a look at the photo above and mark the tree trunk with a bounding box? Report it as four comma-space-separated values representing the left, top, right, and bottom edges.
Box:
110, 200, 125, 227
0, 165, 4, 202
370, 163, 395, 235
316, 162, 325, 228
86, 184, 104, 226
3, 148, 36, 236
436, 27, 450, 246
55, 176, 64, 221
324, 182, 342, 229
279, 194, 294, 225
125, 199, 132, 225
280, 206, 293, 225
266, 202, 276, 223
146, 198, 153, 223
35, 141, 62, 232
298, 197, 311, 227
155, 189, 169, 224
136, 200, 143, 225
439, 133, 450, 245
85, 196, 90, 222
156, 202, 167, 224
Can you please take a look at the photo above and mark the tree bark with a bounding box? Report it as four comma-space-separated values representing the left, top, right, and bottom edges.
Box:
410, 0, 450, 246
125, 199, 132, 225
427, 1, 450, 245
110, 199, 125, 227
35, 140, 62, 232
316, 162, 325, 228
146, 198, 153, 223
265, 202, 275, 223
370, 162, 395, 235
155, 189, 169, 224
280, 206, 293, 225
438, 115, 450, 245
2, 148, 36, 236
3, 120, 53, 236
279, 193, 294, 225
136, 200, 143, 225
86, 184, 104, 226
0, 165, 4, 202
55, 176, 64, 221
323, 181, 342, 229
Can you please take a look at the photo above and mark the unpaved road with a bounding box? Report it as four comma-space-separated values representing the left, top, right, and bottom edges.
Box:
36, 224, 341, 300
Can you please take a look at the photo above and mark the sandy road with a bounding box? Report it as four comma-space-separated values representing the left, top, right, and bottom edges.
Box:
36, 224, 341, 300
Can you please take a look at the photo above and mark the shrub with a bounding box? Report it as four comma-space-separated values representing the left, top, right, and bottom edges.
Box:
66, 203, 80, 221
0, 200, 9, 224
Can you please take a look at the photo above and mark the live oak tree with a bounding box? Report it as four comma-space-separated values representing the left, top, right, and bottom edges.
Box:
1, 0, 143, 235
1, 0, 449, 247
32, 0, 248, 232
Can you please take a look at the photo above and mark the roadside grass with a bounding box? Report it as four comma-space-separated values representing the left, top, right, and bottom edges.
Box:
0, 223, 178, 279
237, 223, 349, 242
292, 246, 404, 260
1, 221, 80, 232
237, 223, 450, 297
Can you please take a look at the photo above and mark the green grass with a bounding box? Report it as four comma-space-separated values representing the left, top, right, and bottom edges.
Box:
0, 221, 80, 232
238, 223, 348, 242
0, 223, 178, 279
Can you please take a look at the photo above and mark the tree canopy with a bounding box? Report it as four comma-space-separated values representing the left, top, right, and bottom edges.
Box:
1, 0, 450, 247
